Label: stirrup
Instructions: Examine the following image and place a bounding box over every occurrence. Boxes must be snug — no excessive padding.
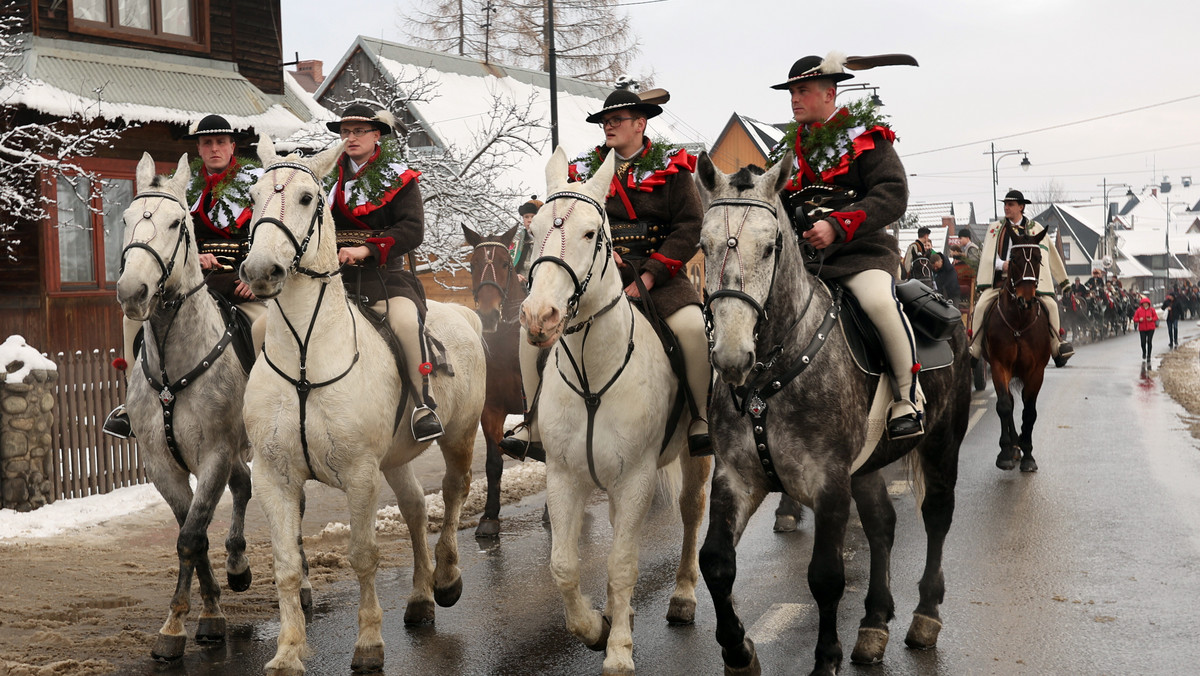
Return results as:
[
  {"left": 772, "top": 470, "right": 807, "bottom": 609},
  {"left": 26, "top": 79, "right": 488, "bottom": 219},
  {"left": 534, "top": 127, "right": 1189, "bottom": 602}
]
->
[
  {"left": 411, "top": 405, "right": 444, "bottom": 442},
  {"left": 687, "top": 417, "right": 712, "bottom": 457},
  {"left": 498, "top": 422, "right": 545, "bottom": 463},
  {"left": 102, "top": 404, "right": 134, "bottom": 439},
  {"left": 885, "top": 400, "right": 924, "bottom": 441}
]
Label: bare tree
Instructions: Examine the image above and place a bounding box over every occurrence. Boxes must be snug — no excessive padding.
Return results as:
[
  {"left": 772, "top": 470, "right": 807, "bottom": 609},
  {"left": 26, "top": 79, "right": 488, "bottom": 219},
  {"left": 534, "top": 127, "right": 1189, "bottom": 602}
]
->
[
  {"left": 404, "top": 0, "right": 643, "bottom": 83},
  {"left": 1028, "top": 178, "right": 1068, "bottom": 215},
  {"left": 1, "top": 8, "right": 125, "bottom": 261},
  {"left": 324, "top": 62, "right": 548, "bottom": 278}
]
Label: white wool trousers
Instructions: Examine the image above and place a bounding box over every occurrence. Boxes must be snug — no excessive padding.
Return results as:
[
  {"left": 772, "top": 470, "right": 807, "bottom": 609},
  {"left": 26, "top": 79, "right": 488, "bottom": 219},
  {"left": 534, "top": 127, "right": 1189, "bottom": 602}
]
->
[{"left": 839, "top": 269, "right": 918, "bottom": 403}]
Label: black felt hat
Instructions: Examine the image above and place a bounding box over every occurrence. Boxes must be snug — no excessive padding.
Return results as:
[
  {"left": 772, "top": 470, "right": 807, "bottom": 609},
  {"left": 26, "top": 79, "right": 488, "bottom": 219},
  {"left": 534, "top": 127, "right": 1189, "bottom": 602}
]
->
[
  {"left": 326, "top": 104, "right": 402, "bottom": 136},
  {"left": 1000, "top": 189, "right": 1032, "bottom": 205},
  {"left": 183, "top": 114, "right": 247, "bottom": 140},
  {"left": 585, "top": 89, "right": 664, "bottom": 124},
  {"left": 770, "top": 55, "right": 854, "bottom": 90},
  {"left": 518, "top": 196, "right": 543, "bottom": 216}
]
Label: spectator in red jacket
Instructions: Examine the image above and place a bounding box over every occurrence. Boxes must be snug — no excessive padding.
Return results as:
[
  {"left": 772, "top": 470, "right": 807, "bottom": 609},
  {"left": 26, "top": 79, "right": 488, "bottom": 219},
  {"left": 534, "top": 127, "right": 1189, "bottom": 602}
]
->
[{"left": 1133, "top": 297, "right": 1159, "bottom": 362}]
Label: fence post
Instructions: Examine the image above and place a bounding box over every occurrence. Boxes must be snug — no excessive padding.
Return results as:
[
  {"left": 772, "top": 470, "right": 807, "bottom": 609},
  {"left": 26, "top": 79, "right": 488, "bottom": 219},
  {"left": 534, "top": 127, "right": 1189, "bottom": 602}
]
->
[{"left": 1, "top": 341, "right": 60, "bottom": 511}]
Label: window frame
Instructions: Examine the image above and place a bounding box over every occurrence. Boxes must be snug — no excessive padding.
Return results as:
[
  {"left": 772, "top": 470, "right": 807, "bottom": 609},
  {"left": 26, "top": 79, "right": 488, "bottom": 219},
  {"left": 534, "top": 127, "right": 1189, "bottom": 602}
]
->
[{"left": 67, "top": 0, "right": 211, "bottom": 54}]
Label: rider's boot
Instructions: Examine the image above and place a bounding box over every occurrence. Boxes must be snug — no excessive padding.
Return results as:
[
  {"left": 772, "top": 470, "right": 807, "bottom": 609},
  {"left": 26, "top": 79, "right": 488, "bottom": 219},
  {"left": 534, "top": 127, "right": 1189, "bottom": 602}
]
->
[
  {"left": 499, "top": 337, "right": 546, "bottom": 462},
  {"left": 103, "top": 404, "right": 134, "bottom": 439},
  {"left": 666, "top": 306, "right": 713, "bottom": 457},
  {"left": 887, "top": 373, "right": 925, "bottom": 440},
  {"left": 968, "top": 288, "right": 998, "bottom": 366},
  {"left": 1043, "top": 296, "right": 1073, "bottom": 368},
  {"left": 104, "top": 318, "right": 140, "bottom": 439},
  {"left": 387, "top": 298, "right": 444, "bottom": 442}
]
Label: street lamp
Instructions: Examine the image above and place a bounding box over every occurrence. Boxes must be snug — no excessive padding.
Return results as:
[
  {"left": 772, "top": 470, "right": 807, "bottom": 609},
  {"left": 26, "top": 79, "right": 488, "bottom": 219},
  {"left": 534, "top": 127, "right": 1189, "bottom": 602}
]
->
[
  {"left": 1097, "top": 179, "right": 1132, "bottom": 267},
  {"left": 987, "top": 142, "right": 1031, "bottom": 220}
]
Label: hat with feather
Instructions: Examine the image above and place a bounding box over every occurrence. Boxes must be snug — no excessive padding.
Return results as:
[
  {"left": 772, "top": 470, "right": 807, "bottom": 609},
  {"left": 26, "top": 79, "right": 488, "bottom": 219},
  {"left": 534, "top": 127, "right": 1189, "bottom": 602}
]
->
[
  {"left": 770, "top": 51, "right": 919, "bottom": 90},
  {"left": 326, "top": 104, "right": 405, "bottom": 136},
  {"left": 584, "top": 87, "right": 670, "bottom": 124}
]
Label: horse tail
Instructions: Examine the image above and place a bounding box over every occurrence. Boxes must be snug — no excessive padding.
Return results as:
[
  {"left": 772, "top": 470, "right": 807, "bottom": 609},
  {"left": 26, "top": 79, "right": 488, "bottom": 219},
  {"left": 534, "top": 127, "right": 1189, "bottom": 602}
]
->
[
  {"left": 654, "top": 459, "right": 683, "bottom": 511},
  {"left": 903, "top": 451, "right": 927, "bottom": 512}
]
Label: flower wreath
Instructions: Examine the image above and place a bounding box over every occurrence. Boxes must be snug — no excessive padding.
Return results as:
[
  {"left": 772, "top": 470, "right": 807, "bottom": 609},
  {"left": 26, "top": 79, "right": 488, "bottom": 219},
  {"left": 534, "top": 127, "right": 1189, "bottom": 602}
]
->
[
  {"left": 323, "top": 137, "right": 414, "bottom": 208},
  {"left": 568, "top": 138, "right": 683, "bottom": 188},
  {"left": 186, "top": 157, "right": 260, "bottom": 232},
  {"left": 767, "top": 99, "right": 891, "bottom": 184}
]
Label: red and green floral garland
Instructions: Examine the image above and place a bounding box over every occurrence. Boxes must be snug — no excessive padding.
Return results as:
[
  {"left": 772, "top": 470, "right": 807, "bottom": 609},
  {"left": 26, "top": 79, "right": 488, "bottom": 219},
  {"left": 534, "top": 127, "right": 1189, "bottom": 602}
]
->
[
  {"left": 323, "top": 137, "right": 414, "bottom": 208},
  {"left": 185, "top": 157, "right": 260, "bottom": 232},
  {"left": 767, "top": 99, "right": 890, "bottom": 182},
  {"left": 569, "top": 137, "right": 678, "bottom": 186}
]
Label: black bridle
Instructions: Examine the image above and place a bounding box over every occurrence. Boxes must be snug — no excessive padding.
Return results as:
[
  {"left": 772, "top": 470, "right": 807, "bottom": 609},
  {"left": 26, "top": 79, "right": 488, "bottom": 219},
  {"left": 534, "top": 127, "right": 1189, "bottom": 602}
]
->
[
  {"left": 702, "top": 197, "right": 784, "bottom": 341},
  {"left": 527, "top": 190, "right": 612, "bottom": 326},
  {"left": 471, "top": 240, "right": 517, "bottom": 304},
  {"left": 249, "top": 161, "right": 338, "bottom": 281},
  {"left": 120, "top": 191, "right": 198, "bottom": 304}
]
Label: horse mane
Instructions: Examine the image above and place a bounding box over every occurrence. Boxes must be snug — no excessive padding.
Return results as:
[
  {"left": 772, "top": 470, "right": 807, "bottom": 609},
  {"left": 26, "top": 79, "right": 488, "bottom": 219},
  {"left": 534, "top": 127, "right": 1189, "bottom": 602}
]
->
[
  {"left": 729, "top": 165, "right": 766, "bottom": 192},
  {"left": 150, "top": 175, "right": 169, "bottom": 189}
]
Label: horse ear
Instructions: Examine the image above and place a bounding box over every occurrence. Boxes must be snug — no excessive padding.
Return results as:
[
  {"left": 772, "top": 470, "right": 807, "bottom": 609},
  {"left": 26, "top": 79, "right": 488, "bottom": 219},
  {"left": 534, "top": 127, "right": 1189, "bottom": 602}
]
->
[
  {"left": 462, "top": 224, "right": 482, "bottom": 247},
  {"left": 167, "top": 154, "right": 190, "bottom": 198},
  {"left": 135, "top": 152, "right": 156, "bottom": 192},
  {"left": 256, "top": 134, "right": 277, "bottom": 166},
  {"left": 1033, "top": 228, "right": 1049, "bottom": 243},
  {"left": 764, "top": 150, "right": 794, "bottom": 196},
  {"left": 695, "top": 151, "right": 720, "bottom": 194},
  {"left": 584, "top": 150, "right": 617, "bottom": 203},
  {"left": 545, "top": 146, "right": 570, "bottom": 193},
  {"left": 308, "top": 140, "right": 344, "bottom": 179},
  {"left": 500, "top": 224, "right": 519, "bottom": 246}
]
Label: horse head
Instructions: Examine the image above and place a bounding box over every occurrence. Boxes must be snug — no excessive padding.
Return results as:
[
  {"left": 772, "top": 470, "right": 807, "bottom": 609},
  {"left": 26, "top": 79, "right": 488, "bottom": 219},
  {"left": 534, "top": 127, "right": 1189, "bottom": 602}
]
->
[
  {"left": 116, "top": 153, "right": 196, "bottom": 321},
  {"left": 1005, "top": 229, "right": 1047, "bottom": 311},
  {"left": 240, "top": 135, "right": 344, "bottom": 299},
  {"left": 519, "top": 146, "right": 617, "bottom": 348},
  {"left": 463, "top": 224, "right": 520, "bottom": 333},
  {"left": 695, "top": 150, "right": 794, "bottom": 387}
]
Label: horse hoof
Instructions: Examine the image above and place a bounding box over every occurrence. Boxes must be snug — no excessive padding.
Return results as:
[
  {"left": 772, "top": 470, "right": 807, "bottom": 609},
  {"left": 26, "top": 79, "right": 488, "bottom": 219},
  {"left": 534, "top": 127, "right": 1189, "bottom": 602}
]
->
[
  {"left": 299, "top": 587, "right": 313, "bottom": 610},
  {"left": 194, "top": 617, "right": 227, "bottom": 644},
  {"left": 434, "top": 576, "right": 463, "bottom": 608},
  {"left": 995, "top": 457, "right": 1016, "bottom": 471},
  {"left": 995, "top": 448, "right": 1018, "bottom": 471},
  {"left": 474, "top": 518, "right": 501, "bottom": 539},
  {"left": 351, "top": 644, "right": 384, "bottom": 673},
  {"left": 584, "top": 614, "right": 612, "bottom": 651},
  {"left": 722, "top": 639, "right": 761, "bottom": 676},
  {"left": 850, "top": 626, "right": 889, "bottom": 664},
  {"left": 151, "top": 633, "right": 187, "bottom": 661},
  {"left": 404, "top": 599, "right": 436, "bottom": 625},
  {"left": 773, "top": 514, "right": 798, "bottom": 533},
  {"left": 666, "top": 597, "right": 696, "bottom": 625},
  {"left": 904, "top": 612, "right": 943, "bottom": 650},
  {"left": 1020, "top": 455, "right": 1038, "bottom": 472},
  {"left": 227, "top": 567, "right": 252, "bottom": 592}
]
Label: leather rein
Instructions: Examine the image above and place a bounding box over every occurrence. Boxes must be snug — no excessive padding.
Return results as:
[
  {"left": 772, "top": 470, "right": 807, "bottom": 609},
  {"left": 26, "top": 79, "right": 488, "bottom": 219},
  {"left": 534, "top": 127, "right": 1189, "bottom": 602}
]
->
[{"left": 998, "top": 243, "right": 1044, "bottom": 338}]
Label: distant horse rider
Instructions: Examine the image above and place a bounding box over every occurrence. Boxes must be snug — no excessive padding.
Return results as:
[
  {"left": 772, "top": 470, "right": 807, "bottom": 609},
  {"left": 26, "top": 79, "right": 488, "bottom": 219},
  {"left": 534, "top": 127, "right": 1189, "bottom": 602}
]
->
[
  {"left": 104, "top": 113, "right": 264, "bottom": 438},
  {"left": 904, "top": 226, "right": 934, "bottom": 282},
  {"left": 970, "top": 189, "right": 1074, "bottom": 368}
]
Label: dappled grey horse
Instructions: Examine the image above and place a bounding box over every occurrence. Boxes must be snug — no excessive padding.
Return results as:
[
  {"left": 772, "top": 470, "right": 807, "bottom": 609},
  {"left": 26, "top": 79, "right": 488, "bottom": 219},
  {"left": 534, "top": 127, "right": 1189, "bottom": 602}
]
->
[{"left": 696, "top": 152, "right": 970, "bottom": 676}]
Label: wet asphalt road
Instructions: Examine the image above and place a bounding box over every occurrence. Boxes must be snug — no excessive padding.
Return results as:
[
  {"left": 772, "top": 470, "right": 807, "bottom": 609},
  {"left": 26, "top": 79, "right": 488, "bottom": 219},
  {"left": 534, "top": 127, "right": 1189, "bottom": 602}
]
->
[{"left": 119, "top": 325, "right": 1200, "bottom": 676}]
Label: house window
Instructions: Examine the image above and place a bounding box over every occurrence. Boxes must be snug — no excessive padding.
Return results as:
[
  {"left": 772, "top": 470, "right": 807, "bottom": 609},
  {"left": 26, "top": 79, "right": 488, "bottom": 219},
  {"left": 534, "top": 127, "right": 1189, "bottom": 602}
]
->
[
  {"left": 52, "top": 174, "right": 133, "bottom": 290},
  {"left": 70, "top": 0, "right": 207, "bottom": 49},
  {"left": 1061, "top": 242, "right": 1071, "bottom": 261}
]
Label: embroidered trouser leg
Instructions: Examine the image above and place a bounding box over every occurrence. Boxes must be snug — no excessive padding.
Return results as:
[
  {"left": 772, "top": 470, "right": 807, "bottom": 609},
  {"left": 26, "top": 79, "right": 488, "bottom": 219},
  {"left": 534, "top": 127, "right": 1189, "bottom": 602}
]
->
[
  {"left": 664, "top": 304, "right": 712, "bottom": 431},
  {"left": 1039, "top": 295, "right": 1063, "bottom": 355},
  {"left": 374, "top": 297, "right": 433, "bottom": 408},
  {"left": 840, "top": 269, "right": 920, "bottom": 410},
  {"left": 969, "top": 288, "right": 1000, "bottom": 358}
]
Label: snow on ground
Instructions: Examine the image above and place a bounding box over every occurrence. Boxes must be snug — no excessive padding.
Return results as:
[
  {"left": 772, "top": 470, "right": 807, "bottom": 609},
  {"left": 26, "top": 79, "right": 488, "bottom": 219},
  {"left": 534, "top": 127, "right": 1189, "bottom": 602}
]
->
[{"left": 0, "top": 335, "right": 58, "bottom": 383}]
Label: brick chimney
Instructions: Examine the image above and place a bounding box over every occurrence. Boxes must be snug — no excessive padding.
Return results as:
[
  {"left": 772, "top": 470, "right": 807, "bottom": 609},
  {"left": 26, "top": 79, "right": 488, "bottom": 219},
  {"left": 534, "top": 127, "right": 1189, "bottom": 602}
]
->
[{"left": 290, "top": 60, "right": 325, "bottom": 93}]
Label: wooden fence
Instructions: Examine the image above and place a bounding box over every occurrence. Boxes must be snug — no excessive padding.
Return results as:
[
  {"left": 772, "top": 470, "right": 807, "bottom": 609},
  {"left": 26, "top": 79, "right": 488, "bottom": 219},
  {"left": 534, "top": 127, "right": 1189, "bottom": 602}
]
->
[{"left": 50, "top": 349, "right": 147, "bottom": 500}]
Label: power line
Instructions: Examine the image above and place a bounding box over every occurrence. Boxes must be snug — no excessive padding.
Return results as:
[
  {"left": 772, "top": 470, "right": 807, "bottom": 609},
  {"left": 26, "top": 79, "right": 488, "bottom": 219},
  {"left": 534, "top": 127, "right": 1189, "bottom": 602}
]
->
[{"left": 902, "top": 93, "right": 1200, "bottom": 158}]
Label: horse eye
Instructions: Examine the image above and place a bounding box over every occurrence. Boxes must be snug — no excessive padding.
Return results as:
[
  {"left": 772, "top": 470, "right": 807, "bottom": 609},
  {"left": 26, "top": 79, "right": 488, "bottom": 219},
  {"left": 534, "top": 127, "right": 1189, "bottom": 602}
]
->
[
  {"left": 299, "top": 193, "right": 313, "bottom": 206},
  {"left": 169, "top": 219, "right": 181, "bottom": 230},
  {"left": 583, "top": 231, "right": 596, "bottom": 240},
  {"left": 762, "top": 244, "right": 774, "bottom": 259}
]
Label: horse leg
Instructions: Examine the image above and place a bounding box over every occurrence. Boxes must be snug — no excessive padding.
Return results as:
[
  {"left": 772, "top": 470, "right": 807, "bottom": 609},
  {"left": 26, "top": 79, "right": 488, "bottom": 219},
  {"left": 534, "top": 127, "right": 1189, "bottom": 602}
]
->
[
  {"left": 225, "top": 457, "right": 253, "bottom": 593},
  {"left": 808, "top": 483, "right": 853, "bottom": 676},
  {"left": 991, "top": 367, "right": 1019, "bottom": 470},
  {"left": 254, "top": 465, "right": 309, "bottom": 676},
  {"left": 475, "top": 406, "right": 505, "bottom": 539},
  {"left": 848, "top": 471, "right": 895, "bottom": 665},
  {"left": 381, "top": 463, "right": 436, "bottom": 625},
  {"left": 188, "top": 459, "right": 234, "bottom": 646},
  {"left": 601, "top": 465, "right": 658, "bottom": 675},
  {"left": 699, "top": 467, "right": 767, "bottom": 675},
  {"left": 148, "top": 466, "right": 198, "bottom": 661},
  {"left": 1018, "top": 373, "right": 1043, "bottom": 473},
  {"left": 547, "top": 467, "right": 607, "bottom": 651},
  {"left": 346, "top": 460, "right": 385, "bottom": 673},
  {"left": 774, "top": 494, "right": 805, "bottom": 533},
  {"left": 298, "top": 487, "right": 312, "bottom": 611},
  {"left": 432, "top": 426, "right": 474, "bottom": 608},
  {"left": 906, "top": 441, "right": 959, "bottom": 650},
  {"left": 667, "top": 454, "right": 711, "bottom": 625}
]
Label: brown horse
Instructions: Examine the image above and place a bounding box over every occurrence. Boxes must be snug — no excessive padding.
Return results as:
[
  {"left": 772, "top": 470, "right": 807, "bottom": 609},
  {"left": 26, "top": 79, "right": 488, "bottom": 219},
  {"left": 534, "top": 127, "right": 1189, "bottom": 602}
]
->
[
  {"left": 982, "top": 229, "right": 1052, "bottom": 472},
  {"left": 462, "top": 224, "right": 527, "bottom": 538}
]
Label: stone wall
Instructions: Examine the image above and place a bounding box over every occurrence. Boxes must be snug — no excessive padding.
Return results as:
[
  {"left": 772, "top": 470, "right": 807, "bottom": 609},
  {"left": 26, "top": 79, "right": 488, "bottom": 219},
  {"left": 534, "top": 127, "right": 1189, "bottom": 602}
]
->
[{"left": 1, "top": 369, "right": 57, "bottom": 511}]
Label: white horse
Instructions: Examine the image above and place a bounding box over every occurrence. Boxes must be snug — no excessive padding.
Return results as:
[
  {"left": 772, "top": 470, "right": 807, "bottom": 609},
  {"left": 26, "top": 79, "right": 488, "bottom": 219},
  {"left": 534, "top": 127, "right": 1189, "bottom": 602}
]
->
[
  {"left": 520, "top": 147, "right": 712, "bottom": 675},
  {"left": 115, "top": 153, "right": 255, "bottom": 660},
  {"left": 239, "top": 138, "right": 486, "bottom": 676}
]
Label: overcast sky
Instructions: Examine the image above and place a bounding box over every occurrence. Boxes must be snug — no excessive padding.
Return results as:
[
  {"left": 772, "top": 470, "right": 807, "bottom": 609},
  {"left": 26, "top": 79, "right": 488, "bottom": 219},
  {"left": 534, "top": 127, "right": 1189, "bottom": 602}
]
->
[{"left": 284, "top": 0, "right": 1200, "bottom": 223}]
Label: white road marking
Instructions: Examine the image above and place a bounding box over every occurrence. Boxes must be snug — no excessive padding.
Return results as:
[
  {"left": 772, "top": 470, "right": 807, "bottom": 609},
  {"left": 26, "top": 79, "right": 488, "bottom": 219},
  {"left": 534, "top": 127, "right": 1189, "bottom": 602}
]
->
[
  {"left": 747, "top": 602, "right": 811, "bottom": 644},
  {"left": 965, "top": 406, "right": 987, "bottom": 437}
]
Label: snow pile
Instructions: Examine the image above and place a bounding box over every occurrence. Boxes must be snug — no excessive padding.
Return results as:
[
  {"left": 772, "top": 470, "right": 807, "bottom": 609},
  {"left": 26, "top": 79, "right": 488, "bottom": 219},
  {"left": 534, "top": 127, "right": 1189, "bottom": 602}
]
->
[
  {"left": 0, "top": 482, "right": 163, "bottom": 539},
  {"left": 0, "top": 335, "right": 58, "bottom": 384}
]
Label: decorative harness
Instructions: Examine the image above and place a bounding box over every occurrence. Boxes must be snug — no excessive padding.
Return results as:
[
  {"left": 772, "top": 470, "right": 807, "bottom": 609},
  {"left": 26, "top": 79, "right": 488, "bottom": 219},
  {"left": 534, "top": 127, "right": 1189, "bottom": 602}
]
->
[
  {"left": 120, "top": 191, "right": 241, "bottom": 473},
  {"left": 527, "top": 190, "right": 634, "bottom": 490},
  {"left": 997, "top": 243, "right": 1044, "bottom": 338},
  {"left": 702, "top": 196, "right": 841, "bottom": 493},
  {"left": 250, "top": 161, "right": 360, "bottom": 480},
  {"left": 471, "top": 240, "right": 520, "bottom": 321}
]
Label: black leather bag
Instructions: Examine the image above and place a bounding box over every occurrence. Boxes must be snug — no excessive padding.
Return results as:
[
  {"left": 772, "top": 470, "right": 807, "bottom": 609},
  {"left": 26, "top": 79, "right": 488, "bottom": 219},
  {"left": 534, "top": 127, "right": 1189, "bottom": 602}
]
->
[{"left": 896, "top": 279, "right": 961, "bottom": 341}]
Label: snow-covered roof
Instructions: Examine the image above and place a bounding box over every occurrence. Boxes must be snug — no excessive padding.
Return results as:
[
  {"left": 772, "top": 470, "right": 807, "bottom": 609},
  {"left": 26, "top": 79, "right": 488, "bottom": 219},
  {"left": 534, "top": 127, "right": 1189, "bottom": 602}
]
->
[
  {"left": 736, "top": 115, "right": 786, "bottom": 158},
  {"left": 905, "top": 202, "right": 964, "bottom": 231},
  {"left": 895, "top": 227, "right": 951, "bottom": 255},
  {"left": 321, "top": 37, "right": 700, "bottom": 194},
  {"left": 2, "top": 35, "right": 309, "bottom": 139}
]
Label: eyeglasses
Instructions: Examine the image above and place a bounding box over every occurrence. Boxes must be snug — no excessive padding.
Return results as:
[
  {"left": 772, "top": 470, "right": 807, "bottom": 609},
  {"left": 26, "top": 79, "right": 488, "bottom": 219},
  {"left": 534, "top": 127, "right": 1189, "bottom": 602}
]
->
[
  {"left": 339, "top": 127, "right": 377, "bottom": 138},
  {"left": 598, "top": 116, "right": 637, "bottom": 129}
]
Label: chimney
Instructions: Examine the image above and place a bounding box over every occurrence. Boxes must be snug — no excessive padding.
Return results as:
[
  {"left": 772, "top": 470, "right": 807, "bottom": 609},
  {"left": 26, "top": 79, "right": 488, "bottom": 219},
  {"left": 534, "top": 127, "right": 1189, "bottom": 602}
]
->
[
  {"left": 290, "top": 60, "right": 325, "bottom": 93},
  {"left": 1183, "top": 176, "right": 1192, "bottom": 188},
  {"left": 1161, "top": 175, "right": 1171, "bottom": 194}
]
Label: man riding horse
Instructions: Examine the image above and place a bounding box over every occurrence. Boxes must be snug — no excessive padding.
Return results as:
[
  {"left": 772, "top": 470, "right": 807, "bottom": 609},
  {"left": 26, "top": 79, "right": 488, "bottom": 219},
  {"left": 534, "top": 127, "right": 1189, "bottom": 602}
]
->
[
  {"left": 770, "top": 52, "right": 924, "bottom": 439},
  {"left": 104, "top": 113, "right": 265, "bottom": 438},
  {"left": 970, "top": 189, "right": 1074, "bottom": 368},
  {"left": 500, "top": 86, "right": 713, "bottom": 459},
  {"left": 903, "top": 226, "right": 935, "bottom": 283}
]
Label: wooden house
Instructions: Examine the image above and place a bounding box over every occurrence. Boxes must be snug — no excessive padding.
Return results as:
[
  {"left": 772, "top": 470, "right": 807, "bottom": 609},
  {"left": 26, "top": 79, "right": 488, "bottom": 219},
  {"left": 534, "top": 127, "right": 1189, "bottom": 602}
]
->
[{"left": 0, "top": 1, "right": 323, "bottom": 355}]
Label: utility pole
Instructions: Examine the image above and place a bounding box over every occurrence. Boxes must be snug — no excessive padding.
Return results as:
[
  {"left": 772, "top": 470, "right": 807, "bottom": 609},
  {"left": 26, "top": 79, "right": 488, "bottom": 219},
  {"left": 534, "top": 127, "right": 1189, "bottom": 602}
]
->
[
  {"left": 482, "top": 2, "right": 496, "bottom": 63},
  {"left": 546, "top": 0, "right": 559, "bottom": 150}
]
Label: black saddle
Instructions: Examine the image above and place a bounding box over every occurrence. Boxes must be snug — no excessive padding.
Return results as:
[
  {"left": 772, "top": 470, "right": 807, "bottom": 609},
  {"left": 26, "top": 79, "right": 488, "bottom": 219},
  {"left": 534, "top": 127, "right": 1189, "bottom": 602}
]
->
[
  {"left": 215, "top": 295, "right": 258, "bottom": 376},
  {"left": 837, "top": 280, "right": 956, "bottom": 377}
]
